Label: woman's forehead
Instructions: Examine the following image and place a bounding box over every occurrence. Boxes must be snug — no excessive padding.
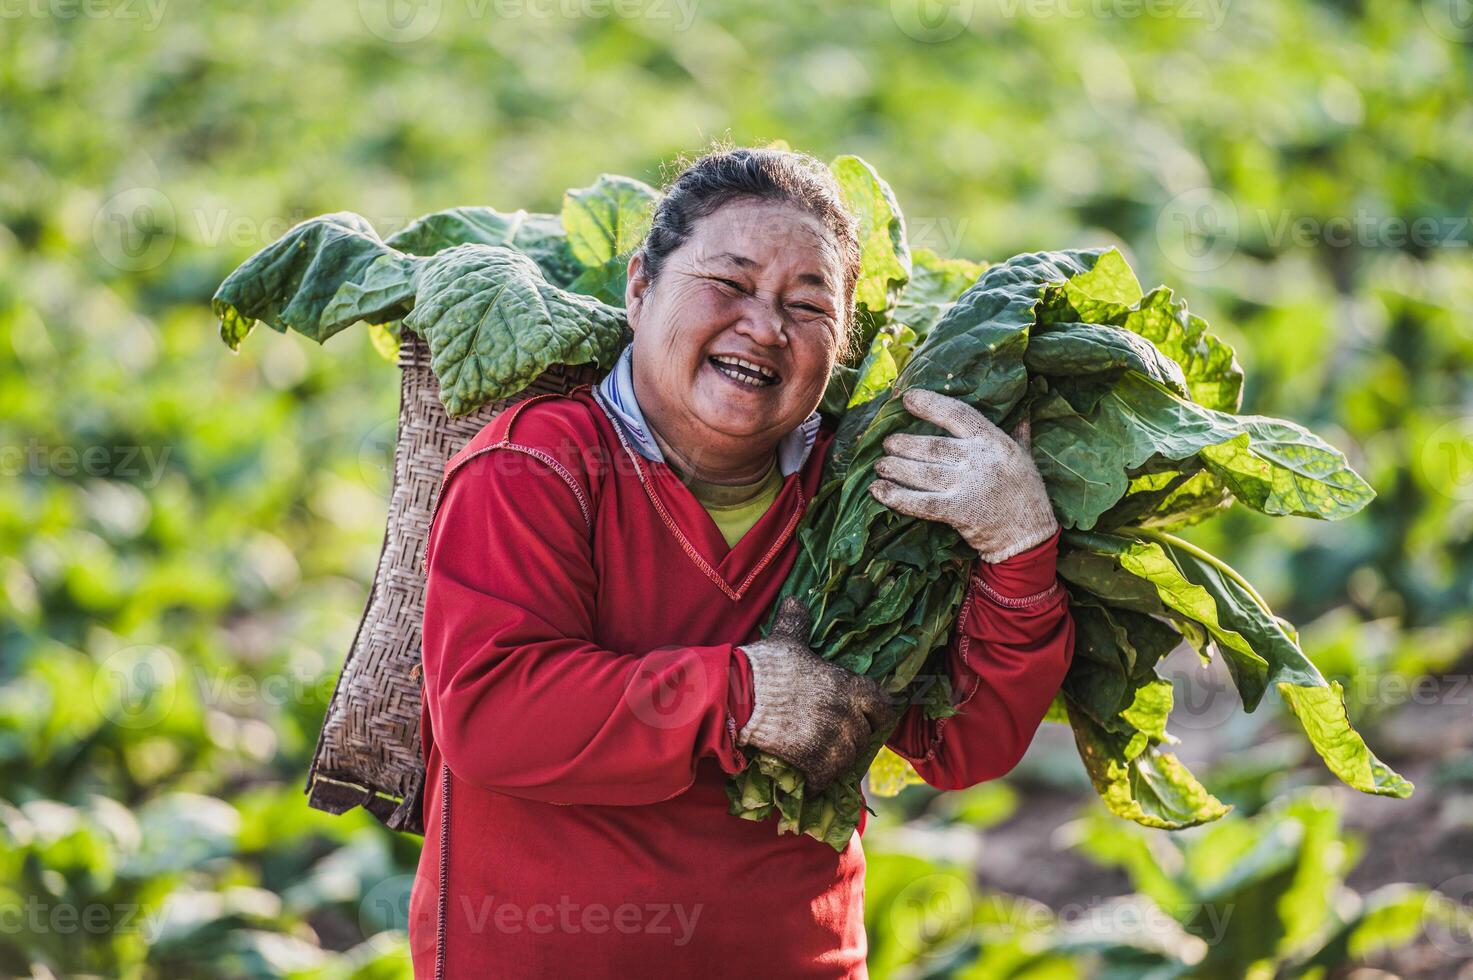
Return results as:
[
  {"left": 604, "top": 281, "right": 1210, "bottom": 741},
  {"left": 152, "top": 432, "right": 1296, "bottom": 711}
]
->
[{"left": 686, "top": 201, "right": 843, "bottom": 282}]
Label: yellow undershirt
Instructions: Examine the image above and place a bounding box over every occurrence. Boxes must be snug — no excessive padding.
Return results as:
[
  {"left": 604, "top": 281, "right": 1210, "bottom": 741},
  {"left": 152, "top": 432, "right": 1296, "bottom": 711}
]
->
[{"left": 680, "top": 460, "right": 784, "bottom": 549}]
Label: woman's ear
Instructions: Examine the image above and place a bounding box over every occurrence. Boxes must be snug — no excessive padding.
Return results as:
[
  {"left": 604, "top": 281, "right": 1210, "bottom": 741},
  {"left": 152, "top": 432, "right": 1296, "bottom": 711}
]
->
[{"left": 625, "top": 251, "right": 651, "bottom": 332}]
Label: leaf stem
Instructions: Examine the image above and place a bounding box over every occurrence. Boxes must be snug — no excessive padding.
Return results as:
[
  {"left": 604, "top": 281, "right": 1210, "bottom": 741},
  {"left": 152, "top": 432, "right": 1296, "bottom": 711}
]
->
[{"left": 1124, "top": 526, "right": 1277, "bottom": 619}]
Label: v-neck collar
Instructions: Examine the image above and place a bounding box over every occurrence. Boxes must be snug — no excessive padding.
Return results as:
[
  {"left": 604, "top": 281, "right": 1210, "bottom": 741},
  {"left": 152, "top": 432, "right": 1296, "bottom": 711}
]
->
[{"left": 590, "top": 388, "right": 813, "bottom": 602}]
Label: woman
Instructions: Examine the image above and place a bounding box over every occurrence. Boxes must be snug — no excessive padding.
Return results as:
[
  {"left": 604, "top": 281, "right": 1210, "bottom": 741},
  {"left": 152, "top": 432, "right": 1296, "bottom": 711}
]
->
[{"left": 408, "top": 147, "right": 1075, "bottom": 978}]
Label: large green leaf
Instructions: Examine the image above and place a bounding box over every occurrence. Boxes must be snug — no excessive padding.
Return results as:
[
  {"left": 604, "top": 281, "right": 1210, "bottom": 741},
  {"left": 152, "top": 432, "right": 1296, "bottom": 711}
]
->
[
  {"left": 1034, "top": 372, "right": 1374, "bottom": 529},
  {"left": 1027, "top": 322, "right": 1190, "bottom": 397},
  {"left": 891, "top": 246, "right": 985, "bottom": 341},
  {"left": 1038, "top": 246, "right": 1145, "bottom": 323},
  {"left": 1066, "top": 699, "right": 1230, "bottom": 830},
  {"left": 1036, "top": 258, "right": 1241, "bottom": 411},
  {"left": 1120, "top": 292, "right": 1243, "bottom": 414},
  {"left": 212, "top": 212, "right": 418, "bottom": 350},
  {"left": 1100, "top": 466, "right": 1233, "bottom": 531},
  {"left": 830, "top": 154, "right": 910, "bottom": 317},
  {"left": 1078, "top": 527, "right": 1412, "bottom": 799},
  {"left": 560, "top": 174, "right": 659, "bottom": 268},
  {"left": 402, "top": 244, "right": 628, "bottom": 416},
  {"left": 1277, "top": 683, "right": 1413, "bottom": 797},
  {"left": 1032, "top": 374, "right": 1243, "bottom": 529},
  {"left": 385, "top": 206, "right": 580, "bottom": 286},
  {"left": 899, "top": 248, "right": 1102, "bottom": 405},
  {"left": 1199, "top": 421, "right": 1375, "bottom": 520},
  {"left": 830, "top": 154, "right": 912, "bottom": 363},
  {"left": 1066, "top": 528, "right": 1271, "bottom": 707}
]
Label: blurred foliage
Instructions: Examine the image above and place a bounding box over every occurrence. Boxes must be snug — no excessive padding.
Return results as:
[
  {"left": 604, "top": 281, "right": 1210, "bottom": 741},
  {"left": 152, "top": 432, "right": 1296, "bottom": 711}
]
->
[
  {"left": 862, "top": 789, "right": 1448, "bottom": 979},
  {"left": 1, "top": 0, "right": 1470, "bottom": 975}
]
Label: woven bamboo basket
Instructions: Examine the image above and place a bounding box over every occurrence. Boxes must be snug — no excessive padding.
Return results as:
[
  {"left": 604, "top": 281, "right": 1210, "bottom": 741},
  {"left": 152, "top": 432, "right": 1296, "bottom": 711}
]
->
[{"left": 304, "top": 329, "right": 603, "bottom": 835}]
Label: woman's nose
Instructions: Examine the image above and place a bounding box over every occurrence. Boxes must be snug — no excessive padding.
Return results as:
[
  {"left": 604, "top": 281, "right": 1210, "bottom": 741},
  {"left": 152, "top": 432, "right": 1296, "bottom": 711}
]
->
[{"left": 734, "top": 297, "right": 788, "bottom": 348}]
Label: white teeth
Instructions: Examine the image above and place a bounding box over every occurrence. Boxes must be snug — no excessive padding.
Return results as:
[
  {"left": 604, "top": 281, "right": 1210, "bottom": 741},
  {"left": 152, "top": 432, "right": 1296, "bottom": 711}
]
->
[
  {"left": 713, "top": 362, "right": 768, "bottom": 387},
  {"left": 711, "top": 355, "right": 777, "bottom": 381}
]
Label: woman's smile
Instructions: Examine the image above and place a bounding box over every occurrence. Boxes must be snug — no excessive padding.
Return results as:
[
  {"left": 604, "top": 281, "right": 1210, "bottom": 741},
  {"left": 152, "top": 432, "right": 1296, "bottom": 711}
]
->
[{"left": 707, "top": 353, "right": 781, "bottom": 388}]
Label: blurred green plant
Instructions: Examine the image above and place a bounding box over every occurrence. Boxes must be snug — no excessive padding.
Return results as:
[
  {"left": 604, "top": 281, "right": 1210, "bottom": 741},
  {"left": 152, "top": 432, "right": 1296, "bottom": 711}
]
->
[
  {"left": 864, "top": 789, "right": 1458, "bottom": 980},
  {"left": 1060, "top": 790, "right": 1455, "bottom": 979}
]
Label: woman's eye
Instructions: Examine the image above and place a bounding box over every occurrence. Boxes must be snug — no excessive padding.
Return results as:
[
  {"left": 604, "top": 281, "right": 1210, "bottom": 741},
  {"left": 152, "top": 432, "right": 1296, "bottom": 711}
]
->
[{"left": 713, "top": 277, "right": 745, "bottom": 292}]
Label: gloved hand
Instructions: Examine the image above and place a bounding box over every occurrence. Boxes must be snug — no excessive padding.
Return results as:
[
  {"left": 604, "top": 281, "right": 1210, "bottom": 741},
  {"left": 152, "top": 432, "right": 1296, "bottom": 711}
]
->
[
  {"left": 737, "top": 597, "right": 898, "bottom": 792},
  {"left": 868, "top": 388, "right": 1058, "bottom": 564}
]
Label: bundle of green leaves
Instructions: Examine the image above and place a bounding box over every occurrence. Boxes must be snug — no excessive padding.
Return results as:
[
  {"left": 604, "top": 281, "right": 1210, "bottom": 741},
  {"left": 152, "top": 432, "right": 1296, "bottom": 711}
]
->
[
  {"left": 732, "top": 240, "right": 1409, "bottom": 850},
  {"left": 212, "top": 155, "right": 1410, "bottom": 854}
]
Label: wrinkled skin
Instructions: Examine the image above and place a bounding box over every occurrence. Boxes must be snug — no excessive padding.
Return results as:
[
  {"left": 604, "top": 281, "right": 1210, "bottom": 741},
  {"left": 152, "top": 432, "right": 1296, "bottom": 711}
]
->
[{"left": 624, "top": 198, "right": 848, "bottom": 485}]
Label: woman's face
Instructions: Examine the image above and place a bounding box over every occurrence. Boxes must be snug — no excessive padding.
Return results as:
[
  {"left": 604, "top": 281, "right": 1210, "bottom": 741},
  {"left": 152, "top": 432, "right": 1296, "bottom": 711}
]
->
[{"left": 625, "top": 198, "right": 848, "bottom": 463}]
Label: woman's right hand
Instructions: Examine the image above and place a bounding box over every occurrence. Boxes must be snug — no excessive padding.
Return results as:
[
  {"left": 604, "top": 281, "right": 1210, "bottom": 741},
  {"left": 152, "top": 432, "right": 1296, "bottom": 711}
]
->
[{"left": 736, "top": 598, "right": 898, "bottom": 792}]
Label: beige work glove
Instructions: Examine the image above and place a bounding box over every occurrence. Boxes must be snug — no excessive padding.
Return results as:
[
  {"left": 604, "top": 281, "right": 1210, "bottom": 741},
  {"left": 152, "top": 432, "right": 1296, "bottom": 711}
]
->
[
  {"left": 737, "top": 598, "right": 898, "bottom": 792},
  {"left": 868, "top": 388, "right": 1059, "bottom": 564}
]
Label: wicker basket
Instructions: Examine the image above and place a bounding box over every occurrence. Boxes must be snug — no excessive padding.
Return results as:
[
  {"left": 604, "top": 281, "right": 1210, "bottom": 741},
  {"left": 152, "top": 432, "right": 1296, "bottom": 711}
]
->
[{"left": 304, "top": 330, "right": 603, "bottom": 835}]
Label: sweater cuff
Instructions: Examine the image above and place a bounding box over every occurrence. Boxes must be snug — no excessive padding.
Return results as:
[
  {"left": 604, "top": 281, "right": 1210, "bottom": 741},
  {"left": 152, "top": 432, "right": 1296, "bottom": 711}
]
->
[
  {"left": 974, "top": 525, "right": 1062, "bottom": 600},
  {"left": 727, "top": 648, "right": 755, "bottom": 736}
]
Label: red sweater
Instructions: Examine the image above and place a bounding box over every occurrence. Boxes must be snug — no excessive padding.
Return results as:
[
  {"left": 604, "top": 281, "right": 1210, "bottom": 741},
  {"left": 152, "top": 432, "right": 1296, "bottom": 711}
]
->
[{"left": 407, "top": 386, "right": 1074, "bottom": 979}]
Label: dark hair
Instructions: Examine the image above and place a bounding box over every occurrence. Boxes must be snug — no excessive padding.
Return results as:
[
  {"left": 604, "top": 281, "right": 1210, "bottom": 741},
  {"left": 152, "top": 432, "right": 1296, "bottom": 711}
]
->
[{"left": 638, "top": 145, "right": 863, "bottom": 361}]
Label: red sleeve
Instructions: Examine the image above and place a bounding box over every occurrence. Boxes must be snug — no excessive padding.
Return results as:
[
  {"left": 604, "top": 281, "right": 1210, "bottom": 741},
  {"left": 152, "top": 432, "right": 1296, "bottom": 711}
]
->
[
  {"left": 421, "top": 446, "right": 749, "bottom": 807},
  {"left": 884, "top": 527, "right": 1074, "bottom": 790}
]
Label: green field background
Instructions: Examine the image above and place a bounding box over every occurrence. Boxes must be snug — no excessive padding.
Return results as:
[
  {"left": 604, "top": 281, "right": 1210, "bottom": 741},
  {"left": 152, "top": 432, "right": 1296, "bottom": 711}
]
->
[{"left": 3, "top": 0, "right": 1472, "bottom": 976}]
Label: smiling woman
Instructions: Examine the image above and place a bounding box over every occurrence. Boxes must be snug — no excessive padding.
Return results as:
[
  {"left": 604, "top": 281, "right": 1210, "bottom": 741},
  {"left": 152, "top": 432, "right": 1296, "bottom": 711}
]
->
[
  {"left": 409, "top": 146, "right": 1076, "bottom": 978},
  {"left": 623, "top": 152, "right": 860, "bottom": 485}
]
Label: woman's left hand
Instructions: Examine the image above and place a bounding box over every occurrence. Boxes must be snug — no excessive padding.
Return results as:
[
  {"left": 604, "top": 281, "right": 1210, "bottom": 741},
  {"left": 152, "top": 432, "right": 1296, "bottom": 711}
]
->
[{"left": 868, "top": 388, "right": 1058, "bottom": 564}]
